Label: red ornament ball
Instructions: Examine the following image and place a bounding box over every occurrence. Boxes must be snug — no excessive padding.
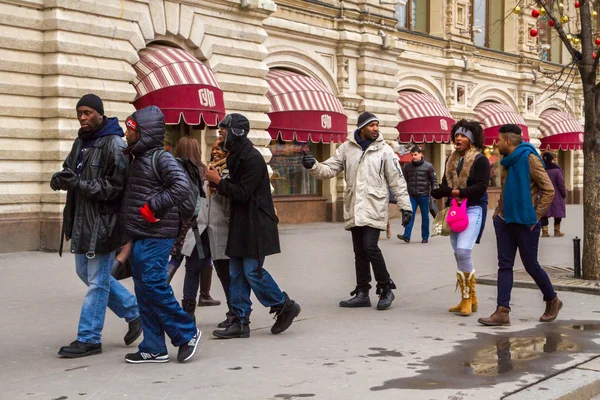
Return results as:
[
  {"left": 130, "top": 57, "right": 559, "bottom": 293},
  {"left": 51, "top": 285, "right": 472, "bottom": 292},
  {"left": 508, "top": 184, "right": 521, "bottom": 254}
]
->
[
  {"left": 595, "top": 38, "right": 600, "bottom": 46},
  {"left": 532, "top": 9, "right": 540, "bottom": 18},
  {"left": 530, "top": 28, "right": 539, "bottom": 38},
  {"left": 549, "top": 19, "right": 556, "bottom": 27},
  {"left": 575, "top": 1, "right": 580, "bottom": 8}
]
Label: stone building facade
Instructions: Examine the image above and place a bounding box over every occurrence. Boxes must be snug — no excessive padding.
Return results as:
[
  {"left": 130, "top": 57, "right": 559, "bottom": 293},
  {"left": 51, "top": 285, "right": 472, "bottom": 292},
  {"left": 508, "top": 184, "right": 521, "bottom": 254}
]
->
[{"left": 0, "top": 0, "right": 584, "bottom": 253}]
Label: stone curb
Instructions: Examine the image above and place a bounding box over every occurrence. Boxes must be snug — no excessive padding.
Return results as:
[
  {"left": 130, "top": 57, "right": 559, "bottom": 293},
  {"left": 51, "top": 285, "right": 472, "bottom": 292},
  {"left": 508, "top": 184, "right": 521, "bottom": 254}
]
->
[
  {"left": 478, "top": 277, "right": 600, "bottom": 296},
  {"left": 503, "top": 356, "right": 600, "bottom": 400}
]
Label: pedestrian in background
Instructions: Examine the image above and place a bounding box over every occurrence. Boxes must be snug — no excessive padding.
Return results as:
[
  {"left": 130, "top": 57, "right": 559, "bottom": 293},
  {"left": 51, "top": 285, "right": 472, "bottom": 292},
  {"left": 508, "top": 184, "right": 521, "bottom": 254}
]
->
[
  {"left": 541, "top": 152, "right": 567, "bottom": 238},
  {"left": 431, "top": 120, "right": 490, "bottom": 317},
  {"left": 121, "top": 106, "right": 200, "bottom": 363},
  {"left": 206, "top": 114, "right": 301, "bottom": 339},
  {"left": 52, "top": 94, "right": 140, "bottom": 358},
  {"left": 302, "top": 112, "right": 412, "bottom": 310},
  {"left": 478, "top": 124, "right": 560, "bottom": 327},
  {"left": 397, "top": 145, "right": 438, "bottom": 244}
]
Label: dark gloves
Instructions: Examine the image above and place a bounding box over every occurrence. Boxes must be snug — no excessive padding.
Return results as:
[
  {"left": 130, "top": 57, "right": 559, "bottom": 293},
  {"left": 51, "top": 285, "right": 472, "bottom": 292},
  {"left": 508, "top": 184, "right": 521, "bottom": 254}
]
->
[
  {"left": 50, "top": 169, "right": 78, "bottom": 191},
  {"left": 301, "top": 150, "right": 316, "bottom": 169},
  {"left": 50, "top": 172, "right": 63, "bottom": 191},
  {"left": 430, "top": 185, "right": 452, "bottom": 199},
  {"left": 401, "top": 210, "right": 413, "bottom": 227},
  {"left": 140, "top": 203, "right": 159, "bottom": 223}
]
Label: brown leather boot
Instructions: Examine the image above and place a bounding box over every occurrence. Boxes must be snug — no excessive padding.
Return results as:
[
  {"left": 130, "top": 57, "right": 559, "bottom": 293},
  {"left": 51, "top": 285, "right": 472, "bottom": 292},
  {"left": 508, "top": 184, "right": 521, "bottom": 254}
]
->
[
  {"left": 554, "top": 224, "right": 564, "bottom": 237},
  {"left": 542, "top": 226, "right": 550, "bottom": 238},
  {"left": 540, "top": 296, "right": 563, "bottom": 322},
  {"left": 478, "top": 306, "right": 511, "bottom": 326},
  {"left": 198, "top": 267, "right": 222, "bottom": 307},
  {"left": 448, "top": 271, "right": 473, "bottom": 316}
]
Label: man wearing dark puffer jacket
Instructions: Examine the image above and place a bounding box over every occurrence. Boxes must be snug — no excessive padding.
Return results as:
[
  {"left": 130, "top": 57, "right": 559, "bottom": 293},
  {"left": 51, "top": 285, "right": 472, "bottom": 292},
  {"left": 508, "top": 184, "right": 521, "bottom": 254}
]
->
[
  {"left": 121, "top": 106, "right": 200, "bottom": 364},
  {"left": 397, "top": 146, "right": 438, "bottom": 244}
]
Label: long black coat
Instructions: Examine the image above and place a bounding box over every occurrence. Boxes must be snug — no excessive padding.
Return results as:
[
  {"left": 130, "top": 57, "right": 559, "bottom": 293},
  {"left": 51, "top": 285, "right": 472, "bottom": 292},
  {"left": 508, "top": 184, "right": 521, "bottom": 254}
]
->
[
  {"left": 122, "top": 106, "right": 190, "bottom": 240},
  {"left": 216, "top": 138, "right": 280, "bottom": 259},
  {"left": 59, "top": 118, "right": 128, "bottom": 256}
]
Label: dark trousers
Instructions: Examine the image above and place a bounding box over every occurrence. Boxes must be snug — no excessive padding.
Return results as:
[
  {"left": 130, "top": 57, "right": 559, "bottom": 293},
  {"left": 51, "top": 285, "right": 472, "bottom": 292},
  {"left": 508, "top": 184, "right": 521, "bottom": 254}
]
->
[
  {"left": 494, "top": 216, "right": 556, "bottom": 308},
  {"left": 131, "top": 238, "right": 196, "bottom": 354},
  {"left": 541, "top": 217, "right": 562, "bottom": 227},
  {"left": 213, "top": 259, "right": 232, "bottom": 314},
  {"left": 350, "top": 226, "right": 393, "bottom": 292},
  {"left": 182, "top": 247, "right": 211, "bottom": 301}
]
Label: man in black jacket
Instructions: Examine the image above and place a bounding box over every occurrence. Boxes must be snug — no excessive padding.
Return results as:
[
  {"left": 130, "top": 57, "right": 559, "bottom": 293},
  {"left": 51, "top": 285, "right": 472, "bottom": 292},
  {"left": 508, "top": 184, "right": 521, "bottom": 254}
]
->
[
  {"left": 205, "top": 113, "right": 301, "bottom": 339},
  {"left": 397, "top": 146, "right": 439, "bottom": 244},
  {"left": 51, "top": 94, "right": 141, "bottom": 358},
  {"left": 121, "top": 106, "right": 200, "bottom": 364}
]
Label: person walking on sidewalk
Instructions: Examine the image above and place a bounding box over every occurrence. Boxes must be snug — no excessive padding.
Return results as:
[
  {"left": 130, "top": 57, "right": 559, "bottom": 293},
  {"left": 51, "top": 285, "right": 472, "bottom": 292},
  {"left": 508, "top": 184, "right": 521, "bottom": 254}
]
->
[
  {"left": 51, "top": 94, "right": 141, "bottom": 358},
  {"left": 302, "top": 112, "right": 412, "bottom": 310},
  {"left": 541, "top": 152, "right": 567, "bottom": 238},
  {"left": 205, "top": 114, "right": 301, "bottom": 339},
  {"left": 431, "top": 120, "right": 490, "bottom": 317},
  {"left": 397, "top": 145, "right": 438, "bottom": 244},
  {"left": 478, "top": 124, "right": 561, "bottom": 327},
  {"left": 121, "top": 106, "right": 200, "bottom": 363}
]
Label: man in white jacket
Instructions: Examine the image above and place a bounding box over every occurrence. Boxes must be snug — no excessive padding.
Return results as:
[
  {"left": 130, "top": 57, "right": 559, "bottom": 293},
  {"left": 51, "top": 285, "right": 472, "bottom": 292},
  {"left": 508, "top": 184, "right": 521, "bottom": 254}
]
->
[{"left": 301, "top": 112, "right": 412, "bottom": 310}]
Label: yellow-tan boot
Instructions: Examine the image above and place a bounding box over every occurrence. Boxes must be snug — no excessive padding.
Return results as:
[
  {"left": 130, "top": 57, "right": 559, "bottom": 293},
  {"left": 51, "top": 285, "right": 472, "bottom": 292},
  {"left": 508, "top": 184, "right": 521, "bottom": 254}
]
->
[
  {"left": 554, "top": 224, "right": 564, "bottom": 237},
  {"left": 449, "top": 271, "right": 473, "bottom": 316},
  {"left": 467, "top": 271, "right": 477, "bottom": 312},
  {"left": 542, "top": 226, "right": 550, "bottom": 238}
]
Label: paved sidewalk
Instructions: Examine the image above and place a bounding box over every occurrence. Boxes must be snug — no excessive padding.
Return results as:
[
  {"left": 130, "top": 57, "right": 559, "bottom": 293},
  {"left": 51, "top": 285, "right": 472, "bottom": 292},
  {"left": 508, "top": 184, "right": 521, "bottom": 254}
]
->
[{"left": 1, "top": 205, "right": 599, "bottom": 400}]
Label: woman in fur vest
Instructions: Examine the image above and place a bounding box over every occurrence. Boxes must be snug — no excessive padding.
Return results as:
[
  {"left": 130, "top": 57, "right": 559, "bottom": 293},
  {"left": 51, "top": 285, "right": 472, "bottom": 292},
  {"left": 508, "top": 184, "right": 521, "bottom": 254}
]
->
[{"left": 431, "top": 120, "right": 490, "bottom": 317}]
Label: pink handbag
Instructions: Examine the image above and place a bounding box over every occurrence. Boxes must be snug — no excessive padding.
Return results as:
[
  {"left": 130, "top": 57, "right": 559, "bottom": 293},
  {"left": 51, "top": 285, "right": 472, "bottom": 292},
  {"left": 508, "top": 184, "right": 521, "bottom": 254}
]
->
[{"left": 446, "top": 198, "right": 469, "bottom": 233}]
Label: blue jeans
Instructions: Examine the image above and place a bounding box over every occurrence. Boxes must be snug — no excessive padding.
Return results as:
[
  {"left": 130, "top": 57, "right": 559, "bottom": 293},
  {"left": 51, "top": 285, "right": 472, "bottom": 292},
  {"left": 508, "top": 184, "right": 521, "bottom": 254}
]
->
[
  {"left": 131, "top": 238, "right": 196, "bottom": 354},
  {"left": 450, "top": 206, "right": 483, "bottom": 273},
  {"left": 229, "top": 257, "right": 285, "bottom": 320},
  {"left": 494, "top": 216, "right": 556, "bottom": 308},
  {"left": 75, "top": 252, "right": 139, "bottom": 344},
  {"left": 403, "top": 195, "right": 430, "bottom": 240}
]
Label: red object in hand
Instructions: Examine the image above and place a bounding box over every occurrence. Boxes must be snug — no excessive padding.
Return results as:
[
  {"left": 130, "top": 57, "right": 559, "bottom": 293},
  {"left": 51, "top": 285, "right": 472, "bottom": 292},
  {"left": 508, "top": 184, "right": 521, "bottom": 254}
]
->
[
  {"left": 530, "top": 28, "right": 538, "bottom": 38},
  {"left": 575, "top": 1, "right": 580, "bottom": 8},
  {"left": 140, "top": 203, "right": 159, "bottom": 223},
  {"left": 549, "top": 19, "right": 555, "bottom": 27},
  {"left": 532, "top": 9, "right": 540, "bottom": 18}
]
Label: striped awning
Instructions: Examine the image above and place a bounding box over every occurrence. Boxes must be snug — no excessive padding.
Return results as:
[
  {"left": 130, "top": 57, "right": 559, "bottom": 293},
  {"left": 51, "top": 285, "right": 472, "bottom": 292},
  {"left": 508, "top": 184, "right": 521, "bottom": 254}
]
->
[
  {"left": 132, "top": 45, "right": 225, "bottom": 126},
  {"left": 266, "top": 69, "right": 348, "bottom": 143},
  {"left": 475, "top": 102, "right": 530, "bottom": 146},
  {"left": 539, "top": 109, "right": 584, "bottom": 151},
  {"left": 396, "top": 91, "right": 455, "bottom": 143}
]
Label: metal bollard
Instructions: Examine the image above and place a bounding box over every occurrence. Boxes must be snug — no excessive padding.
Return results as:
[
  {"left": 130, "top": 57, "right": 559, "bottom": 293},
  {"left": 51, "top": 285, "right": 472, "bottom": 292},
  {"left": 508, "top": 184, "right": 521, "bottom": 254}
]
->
[{"left": 574, "top": 237, "right": 581, "bottom": 278}]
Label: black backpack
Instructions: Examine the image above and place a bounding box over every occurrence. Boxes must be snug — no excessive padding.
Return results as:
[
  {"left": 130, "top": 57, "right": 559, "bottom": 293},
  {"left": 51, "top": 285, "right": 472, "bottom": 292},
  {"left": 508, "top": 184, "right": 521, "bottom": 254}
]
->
[{"left": 151, "top": 150, "right": 204, "bottom": 221}]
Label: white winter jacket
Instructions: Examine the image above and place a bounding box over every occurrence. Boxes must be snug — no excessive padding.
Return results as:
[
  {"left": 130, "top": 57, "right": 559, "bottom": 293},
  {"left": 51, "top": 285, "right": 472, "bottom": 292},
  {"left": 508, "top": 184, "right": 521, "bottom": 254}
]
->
[{"left": 309, "top": 132, "right": 411, "bottom": 231}]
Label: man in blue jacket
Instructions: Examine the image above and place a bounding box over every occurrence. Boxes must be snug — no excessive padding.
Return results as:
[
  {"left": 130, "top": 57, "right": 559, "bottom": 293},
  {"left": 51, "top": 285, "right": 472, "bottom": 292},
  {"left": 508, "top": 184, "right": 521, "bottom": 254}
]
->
[{"left": 51, "top": 94, "right": 140, "bottom": 358}]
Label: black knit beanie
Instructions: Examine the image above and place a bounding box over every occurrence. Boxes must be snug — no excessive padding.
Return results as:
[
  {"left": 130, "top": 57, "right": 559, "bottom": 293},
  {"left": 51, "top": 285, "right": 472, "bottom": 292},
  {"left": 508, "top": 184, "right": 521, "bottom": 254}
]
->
[
  {"left": 76, "top": 94, "right": 104, "bottom": 115},
  {"left": 357, "top": 112, "right": 378, "bottom": 130}
]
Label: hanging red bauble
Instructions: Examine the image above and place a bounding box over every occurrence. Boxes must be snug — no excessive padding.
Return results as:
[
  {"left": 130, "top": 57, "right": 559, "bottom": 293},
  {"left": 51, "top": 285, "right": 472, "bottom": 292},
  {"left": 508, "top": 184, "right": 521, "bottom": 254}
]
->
[
  {"left": 549, "top": 19, "right": 556, "bottom": 27},
  {"left": 575, "top": 1, "right": 580, "bottom": 8},
  {"left": 595, "top": 38, "right": 600, "bottom": 46},
  {"left": 530, "top": 28, "right": 539, "bottom": 37},
  {"left": 532, "top": 9, "right": 540, "bottom": 18}
]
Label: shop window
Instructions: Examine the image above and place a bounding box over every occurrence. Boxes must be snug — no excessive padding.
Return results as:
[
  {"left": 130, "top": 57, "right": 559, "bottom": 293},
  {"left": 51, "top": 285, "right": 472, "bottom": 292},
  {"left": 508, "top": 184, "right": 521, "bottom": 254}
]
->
[
  {"left": 269, "top": 139, "right": 321, "bottom": 196},
  {"left": 472, "top": 0, "right": 504, "bottom": 50},
  {"left": 539, "top": 0, "right": 562, "bottom": 63},
  {"left": 395, "top": 0, "right": 429, "bottom": 33}
]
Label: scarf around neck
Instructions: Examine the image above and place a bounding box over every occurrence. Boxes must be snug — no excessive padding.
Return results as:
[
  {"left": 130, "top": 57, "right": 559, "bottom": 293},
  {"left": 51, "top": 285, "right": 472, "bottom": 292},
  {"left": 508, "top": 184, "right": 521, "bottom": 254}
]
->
[{"left": 445, "top": 148, "right": 480, "bottom": 189}]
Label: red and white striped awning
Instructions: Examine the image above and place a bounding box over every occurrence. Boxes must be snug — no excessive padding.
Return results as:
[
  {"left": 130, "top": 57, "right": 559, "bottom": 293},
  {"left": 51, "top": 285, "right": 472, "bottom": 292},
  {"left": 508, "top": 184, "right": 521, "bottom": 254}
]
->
[
  {"left": 266, "top": 69, "right": 347, "bottom": 143},
  {"left": 475, "top": 102, "right": 530, "bottom": 146},
  {"left": 539, "top": 109, "right": 583, "bottom": 151},
  {"left": 396, "top": 91, "right": 455, "bottom": 143},
  {"left": 132, "top": 45, "right": 225, "bottom": 126}
]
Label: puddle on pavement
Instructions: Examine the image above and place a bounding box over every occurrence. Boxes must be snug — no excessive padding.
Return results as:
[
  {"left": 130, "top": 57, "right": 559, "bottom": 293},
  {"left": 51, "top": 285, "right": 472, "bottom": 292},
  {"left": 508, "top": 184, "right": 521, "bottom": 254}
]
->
[{"left": 370, "top": 320, "right": 600, "bottom": 391}]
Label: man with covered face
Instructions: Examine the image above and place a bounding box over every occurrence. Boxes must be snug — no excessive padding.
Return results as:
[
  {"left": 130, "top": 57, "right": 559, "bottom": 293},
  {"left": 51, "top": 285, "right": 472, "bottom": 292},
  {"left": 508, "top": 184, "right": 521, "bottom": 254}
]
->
[
  {"left": 204, "top": 113, "right": 301, "bottom": 339},
  {"left": 302, "top": 112, "right": 412, "bottom": 311}
]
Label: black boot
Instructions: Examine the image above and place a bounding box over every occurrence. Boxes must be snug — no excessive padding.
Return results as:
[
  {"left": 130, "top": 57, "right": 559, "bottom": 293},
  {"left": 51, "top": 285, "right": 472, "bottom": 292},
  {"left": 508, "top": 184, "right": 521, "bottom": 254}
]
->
[
  {"left": 270, "top": 292, "right": 301, "bottom": 335},
  {"left": 182, "top": 298, "right": 196, "bottom": 325},
  {"left": 212, "top": 317, "right": 250, "bottom": 339},
  {"left": 217, "top": 311, "right": 236, "bottom": 328},
  {"left": 339, "top": 289, "right": 371, "bottom": 308},
  {"left": 376, "top": 287, "right": 395, "bottom": 310},
  {"left": 58, "top": 340, "right": 102, "bottom": 358},
  {"left": 124, "top": 317, "right": 142, "bottom": 345}
]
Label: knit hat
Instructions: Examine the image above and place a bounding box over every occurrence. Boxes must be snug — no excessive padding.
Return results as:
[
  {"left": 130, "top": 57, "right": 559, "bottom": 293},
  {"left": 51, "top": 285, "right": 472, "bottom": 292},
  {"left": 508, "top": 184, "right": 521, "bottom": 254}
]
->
[
  {"left": 76, "top": 94, "right": 104, "bottom": 115},
  {"left": 357, "top": 112, "right": 379, "bottom": 130}
]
